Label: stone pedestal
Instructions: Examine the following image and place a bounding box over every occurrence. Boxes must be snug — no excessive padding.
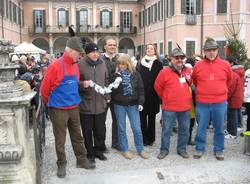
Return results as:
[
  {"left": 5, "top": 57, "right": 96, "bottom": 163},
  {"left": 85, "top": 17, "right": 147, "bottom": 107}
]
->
[{"left": 0, "top": 39, "right": 37, "bottom": 184}]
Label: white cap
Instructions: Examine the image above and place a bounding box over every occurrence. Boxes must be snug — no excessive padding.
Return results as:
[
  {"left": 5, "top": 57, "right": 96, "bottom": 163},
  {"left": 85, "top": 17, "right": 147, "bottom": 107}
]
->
[
  {"left": 11, "top": 55, "right": 19, "bottom": 62},
  {"left": 20, "top": 55, "right": 27, "bottom": 62}
]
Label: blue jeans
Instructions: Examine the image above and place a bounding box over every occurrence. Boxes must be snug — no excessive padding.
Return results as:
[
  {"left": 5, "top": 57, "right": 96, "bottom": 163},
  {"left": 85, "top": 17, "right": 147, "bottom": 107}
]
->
[
  {"left": 195, "top": 101, "right": 227, "bottom": 153},
  {"left": 160, "top": 110, "right": 190, "bottom": 153},
  {"left": 114, "top": 104, "right": 144, "bottom": 153},
  {"left": 227, "top": 108, "right": 238, "bottom": 136}
]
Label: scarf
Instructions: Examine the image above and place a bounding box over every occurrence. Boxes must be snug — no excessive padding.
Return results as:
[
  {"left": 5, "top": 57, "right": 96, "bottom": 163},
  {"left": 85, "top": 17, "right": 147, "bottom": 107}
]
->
[
  {"left": 140, "top": 55, "right": 157, "bottom": 71},
  {"left": 120, "top": 69, "right": 133, "bottom": 96}
]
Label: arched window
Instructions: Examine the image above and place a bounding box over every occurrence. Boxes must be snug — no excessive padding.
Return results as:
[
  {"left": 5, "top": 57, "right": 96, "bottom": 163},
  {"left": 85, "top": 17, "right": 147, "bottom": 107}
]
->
[
  {"left": 100, "top": 9, "right": 112, "bottom": 27},
  {"left": 57, "top": 8, "right": 68, "bottom": 27},
  {"left": 77, "top": 8, "right": 88, "bottom": 32}
]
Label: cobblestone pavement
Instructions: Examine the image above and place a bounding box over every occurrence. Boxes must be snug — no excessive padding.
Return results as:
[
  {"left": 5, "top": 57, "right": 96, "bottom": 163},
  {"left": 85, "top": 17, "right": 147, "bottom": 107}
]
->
[{"left": 42, "top": 111, "right": 250, "bottom": 184}]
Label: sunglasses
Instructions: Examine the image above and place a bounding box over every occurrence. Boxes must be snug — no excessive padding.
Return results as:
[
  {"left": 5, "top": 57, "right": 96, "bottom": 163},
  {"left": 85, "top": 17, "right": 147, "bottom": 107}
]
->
[{"left": 174, "top": 56, "right": 185, "bottom": 60}]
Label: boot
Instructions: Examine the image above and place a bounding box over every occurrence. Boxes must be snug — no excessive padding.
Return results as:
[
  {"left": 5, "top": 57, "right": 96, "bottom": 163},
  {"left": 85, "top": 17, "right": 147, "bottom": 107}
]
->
[
  {"left": 77, "top": 157, "right": 96, "bottom": 170},
  {"left": 57, "top": 165, "right": 66, "bottom": 178}
]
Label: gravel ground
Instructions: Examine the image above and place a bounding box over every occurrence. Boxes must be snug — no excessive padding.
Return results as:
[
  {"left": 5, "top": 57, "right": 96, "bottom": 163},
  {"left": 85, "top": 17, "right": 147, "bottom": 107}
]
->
[{"left": 41, "top": 110, "right": 250, "bottom": 184}]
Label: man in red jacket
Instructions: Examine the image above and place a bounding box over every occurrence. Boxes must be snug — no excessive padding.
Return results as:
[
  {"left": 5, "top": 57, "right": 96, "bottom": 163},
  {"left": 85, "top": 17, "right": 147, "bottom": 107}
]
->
[
  {"left": 41, "top": 37, "right": 95, "bottom": 178},
  {"left": 154, "top": 48, "right": 192, "bottom": 159},
  {"left": 192, "top": 37, "right": 232, "bottom": 160}
]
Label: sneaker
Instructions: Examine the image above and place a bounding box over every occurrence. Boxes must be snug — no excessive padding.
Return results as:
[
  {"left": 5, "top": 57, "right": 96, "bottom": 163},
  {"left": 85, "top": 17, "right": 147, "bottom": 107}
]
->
[
  {"left": 214, "top": 152, "right": 224, "bottom": 161},
  {"left": 177, "top": 151, "right": 189, "bottom": 159},
  {"left": 237, "top": 127, "right": 244, "bottom": 133},
  {"left": 139, "top": 151, "right": 149, "bottom": 159},
  {"left": 57, "top": 165, "right": 66, "bottom": 178},
  {"left": 121, "top": 151, "right": 133, "bottom": 159},
  {"left": 225, "top": 134, "right": 237, "bottom": 140},
  {"left": 193, "top": 151, "right": 203, "bottom": 159},
  {"left": 157, "top": 151, "right": 169, "bottom": 160},
  {"left": 77, "top": 158, "right": 96, "bottom": 169}
]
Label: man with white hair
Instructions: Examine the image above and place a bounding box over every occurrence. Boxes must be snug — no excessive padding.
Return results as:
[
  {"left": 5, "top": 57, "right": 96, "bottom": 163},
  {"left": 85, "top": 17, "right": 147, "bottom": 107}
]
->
[{"left": 41, "top": 37, "right": 95, "bottom": 178}]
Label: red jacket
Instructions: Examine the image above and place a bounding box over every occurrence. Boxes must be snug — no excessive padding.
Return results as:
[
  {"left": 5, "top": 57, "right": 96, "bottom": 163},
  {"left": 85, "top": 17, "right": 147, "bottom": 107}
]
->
[
  {"left": 154, "top": 66, "right": 192, "bottom": 112},
  {"left": 40, "top": 53, "right": 80, "bottom": 109},
  {"left": 228, "top": 71, "right": 242, "bottom": 108},
  {"left": 192, "top": 56, "right": 232, "bottom": 103}
]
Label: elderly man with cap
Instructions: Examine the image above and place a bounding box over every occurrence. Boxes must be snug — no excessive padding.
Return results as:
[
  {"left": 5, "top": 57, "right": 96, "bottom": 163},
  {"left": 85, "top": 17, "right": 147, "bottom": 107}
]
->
[
  {"left": 154, "top": 48, "right": 192, "bottom": 159},
  {"left": 192, "top": 37, "right": 232, "bottom": 160},
  {"left": 78, "top": 42, "right": 110, "bottom": 164},
  {"left": 41, "top": 37, "right": 95, "bottom": 178}
]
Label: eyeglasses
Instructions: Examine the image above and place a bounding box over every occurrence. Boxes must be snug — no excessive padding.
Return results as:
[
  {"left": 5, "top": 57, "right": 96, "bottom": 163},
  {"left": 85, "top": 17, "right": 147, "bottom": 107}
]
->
[{"left": 174, "top": 56, "right": 185, "bottom": 60}]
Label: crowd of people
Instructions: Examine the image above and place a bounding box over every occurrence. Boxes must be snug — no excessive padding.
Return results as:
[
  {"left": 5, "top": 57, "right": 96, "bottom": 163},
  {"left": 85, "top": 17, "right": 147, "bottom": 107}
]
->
[{"left": 12, "top": 35, "right": 248, "bottom": 178}]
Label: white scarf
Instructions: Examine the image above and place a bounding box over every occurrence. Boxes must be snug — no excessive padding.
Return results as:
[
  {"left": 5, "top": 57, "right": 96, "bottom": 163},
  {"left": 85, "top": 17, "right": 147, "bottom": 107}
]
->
[
  {"left": 88, "top": 77, "right": 122, "bottom": 95},
  {"left": 140, "top": 55, "right": 157, "bottom": 71}
]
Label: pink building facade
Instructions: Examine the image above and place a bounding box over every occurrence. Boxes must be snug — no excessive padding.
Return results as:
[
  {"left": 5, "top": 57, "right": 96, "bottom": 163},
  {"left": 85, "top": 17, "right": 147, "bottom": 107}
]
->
[{"left": 0, "top": 0, "right": 250, "bottom": 58}]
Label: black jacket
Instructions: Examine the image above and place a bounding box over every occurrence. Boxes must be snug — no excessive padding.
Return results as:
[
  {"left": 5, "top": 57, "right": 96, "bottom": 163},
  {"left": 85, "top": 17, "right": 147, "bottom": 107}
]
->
[{"left": 111, "top": 71, "right": 145, "bottom": 106}]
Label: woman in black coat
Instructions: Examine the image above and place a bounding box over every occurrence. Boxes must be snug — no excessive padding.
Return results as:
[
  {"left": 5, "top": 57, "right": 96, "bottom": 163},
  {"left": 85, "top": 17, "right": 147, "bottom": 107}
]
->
[{"left": 136, "top": 44, "right": 163, "bottom": 146}]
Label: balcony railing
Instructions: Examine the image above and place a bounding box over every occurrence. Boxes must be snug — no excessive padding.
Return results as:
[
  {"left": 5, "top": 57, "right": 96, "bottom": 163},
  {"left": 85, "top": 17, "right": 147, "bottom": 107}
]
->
[
  {"left": 28, "top": 25, "right": 137, "bottom": 34},
  {"left": 185, "top": 14, "right": 197, "bottom": 25}
]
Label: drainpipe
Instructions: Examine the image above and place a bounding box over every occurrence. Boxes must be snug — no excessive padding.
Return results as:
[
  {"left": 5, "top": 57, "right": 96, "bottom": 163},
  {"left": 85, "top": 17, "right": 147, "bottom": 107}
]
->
[{"left": 200, "top": 0, "right": 204, "bottom": 55}]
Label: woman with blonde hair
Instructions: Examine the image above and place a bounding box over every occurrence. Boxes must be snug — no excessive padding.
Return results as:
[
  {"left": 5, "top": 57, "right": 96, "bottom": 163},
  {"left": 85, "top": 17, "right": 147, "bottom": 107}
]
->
[
  {"left": 112, "top": 54, "right": 148, "bottom": 159},
  {"left": 137, "top": 44, "right": 163, "bottom": 146}
]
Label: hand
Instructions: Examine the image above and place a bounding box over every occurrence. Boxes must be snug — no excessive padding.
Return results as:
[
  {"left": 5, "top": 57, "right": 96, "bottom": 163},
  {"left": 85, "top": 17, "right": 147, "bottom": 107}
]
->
[
  {"left": 138, "top": 105, "right": 143, "bottom": 111},
  {"left": 83, "top": 80, "right": 90, "bottom": 88}
]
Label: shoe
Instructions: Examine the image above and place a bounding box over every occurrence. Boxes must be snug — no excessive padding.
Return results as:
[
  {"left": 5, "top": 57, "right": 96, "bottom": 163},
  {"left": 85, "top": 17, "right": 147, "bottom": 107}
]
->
[
  {"left": 57, "top": 165, "right": 66, "bottom": 178},
  {"left": 139, "top": 151, "right": 149, "bottom": 159},
  {"left": 173, "top": 127, "right": 178, "bottom": 133},
  {"left": 237, "top": 128, "right": 244, "bottom": 134},
  {"left": 224, "top": 130, "right": 229, "bottom": 135},
  {"left": 103, "top": 147, "right": 109, "bottom": 154},
  {"left": 87, "top": 156, "right": 95, "bottom": 164},
  {"left": 193, "top": 151, "right": 203, "bottom": 159},
  {"left": 214, "top": 152, "right": 224, "bottom": 161},
  {"left": 121, "top": 151, "right": 133, "bottom": 160},
  {"left": 225, "top": 134, "right": 237, "bottom": 140},
  {"left": 178, "top": 151, "right": 189, "bottom": 159},
  {"left": 157, "top": 151, "right": 169, "bottom": 160},
  {"left": 188, "top": 141, "right": 195, "bottom": 146},
  {"left": 76, "top": 158, "right": 96, "bottom": 169},
  {"left": 94, "top": 153, "right": 107, "bottom": 161}
]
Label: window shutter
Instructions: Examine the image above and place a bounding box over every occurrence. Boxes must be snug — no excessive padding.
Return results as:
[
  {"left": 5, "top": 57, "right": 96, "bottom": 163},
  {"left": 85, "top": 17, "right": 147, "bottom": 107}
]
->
[
  {"left": 76, "top": 10, "right": 80, "bottom": 31},
  {"left": 43, "top": 10, "right": 46, "bottom": 32},
  {"left": 66, "top": 10, "right": 69, "bottom": 26},
  {"left": 196, "top": 0, "right": 201, "bottom": 15},
  {"left": 129, "top": 12, "right": 132, "bottom": 32},
  {"left": 181, "top": 0, "right": 186, "bottom": 14},
  {"left": 171, "top": 0, "right": 174, "bottom": 16},
  {"left": 120, "top": 11, "right": 123, "bottom": 32},
  {"left": 22, "top": 9, "right": 24, "bottom": 27},
  {"left": 109, "top": 11, "right": 112, "bottom": 26},
  {"left": 100, "top": 10, "right": 103, "bottom": 26},
  {"left": 139, "top": 12, "right": 141, "bottom": 28},
  {"left": 18, "top": 7, "right": 21, "bottom": 25}
]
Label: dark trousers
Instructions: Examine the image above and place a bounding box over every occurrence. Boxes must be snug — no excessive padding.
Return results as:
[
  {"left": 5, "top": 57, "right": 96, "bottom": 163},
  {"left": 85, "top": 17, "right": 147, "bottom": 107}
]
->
[
  {"left": 109, "top": 102, "right": 119, "bottom": 148},
  {"left": 80, "top": 112, "right": 106, "bottom": 157},
  {"left": 140, "top": 111, "right": 156, "bottom": 144},
  {"left": 245, "top": 103, "right": 250, "bottom": 131},
  {"left": 49, "top": 107, "right": 87, "bottom": 167}
]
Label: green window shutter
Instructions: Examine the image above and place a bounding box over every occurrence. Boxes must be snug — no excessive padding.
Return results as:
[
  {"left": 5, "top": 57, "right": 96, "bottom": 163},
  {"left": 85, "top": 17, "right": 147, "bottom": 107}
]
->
[
  {"left": 181, "top": 0, "right": 186, "bottom": 14},
  {"left": 109, "top": 11, "right": 112, "bottom": 26},
  {"left": 196, "top": 0, "right": 201, "bottom": 15},
  {"left": 76, "top": 10, "right": 80, "bottom": 31},
  {"left": 129, "top": 11, "right": 132, "bottom": 32},
  {"left": 139, "top": 12, "right": 141, "bottom": 28},
  {"left": 171, "top": 0, "right": 174, "bottom": 16},
  {"left": 100, "top": 10, "right": 103, "bottom": 26},
  {"left": 43, "top": 10, "right": 46, "bottom": 32},
  {"left": 66, "top": 10, "right": 69, "bottom": 26}
]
